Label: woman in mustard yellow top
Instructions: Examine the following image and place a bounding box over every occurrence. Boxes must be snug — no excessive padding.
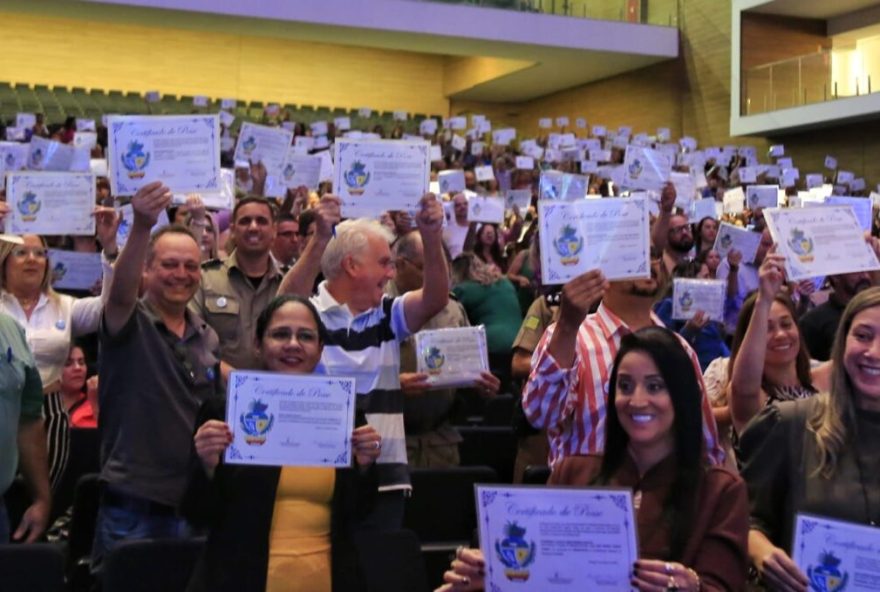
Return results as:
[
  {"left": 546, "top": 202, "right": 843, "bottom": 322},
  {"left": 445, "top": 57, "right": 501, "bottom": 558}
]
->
[{"left": 184, "top": 295, "right": 381, "bottom": 592}]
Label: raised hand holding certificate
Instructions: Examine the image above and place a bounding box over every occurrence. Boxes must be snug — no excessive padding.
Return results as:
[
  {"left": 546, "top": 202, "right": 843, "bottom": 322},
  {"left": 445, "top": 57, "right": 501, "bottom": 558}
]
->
[
  {"left": 477, "top": 485, "right": 638, "bottom": 591},
  {"left": 280, "top": 152, "right": 322, "bottom": 191},
  {"left": 225, "top": 371, "right": 356, "bottom": 468},
  {"left": 107, "top": 115, "right": 221, "bottom": 196},
  {"left": 672, "top": 278, "right": 726, "bottom": 322},
  {"left": 765, "top": 206, "right": 880, "bottom": 281},
  {"left": 233, "top": 122, "right": 293, "bottom": 177},
  {"left": 539, "top": 196, "right": 650, "bottom": 285},
  {"left": 7, "top": 172, "right": 96, "bottom": 235},
  {"left": 415, "top": 326, "right": 489, "bottom": 388},
  {"left": 334, "top": 139, "right": 430, "bottom": 218},
  {"left": 792, "top": 513, "right": 880, "bottom": 592},
  {"left": 48, "top": 250, "right": 103, "bottom": 291},
  {"left": 713, "top": 222, "right": 761, "bottom": 263}
]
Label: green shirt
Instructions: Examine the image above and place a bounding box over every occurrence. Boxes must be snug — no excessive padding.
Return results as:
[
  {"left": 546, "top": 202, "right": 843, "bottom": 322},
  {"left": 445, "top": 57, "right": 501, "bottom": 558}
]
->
[
  {"left": 0, "top": 313, "right": 43, "bottom": 494},
  {"left": 453, "top": 279, "right": 523, "bottom": 354}
]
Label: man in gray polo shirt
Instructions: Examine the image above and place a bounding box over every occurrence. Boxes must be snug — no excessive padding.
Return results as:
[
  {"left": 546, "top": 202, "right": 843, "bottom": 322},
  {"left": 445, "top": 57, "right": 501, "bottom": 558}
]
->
[{"left": 92, "top": 181, "right": 221, "bottom": 570}]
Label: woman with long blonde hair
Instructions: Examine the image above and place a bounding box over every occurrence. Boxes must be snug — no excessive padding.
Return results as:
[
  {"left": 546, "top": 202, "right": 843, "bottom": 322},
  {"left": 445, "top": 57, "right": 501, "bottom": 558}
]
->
[{"left": 740, "top": 287, "right": 880, "bottom": 592}]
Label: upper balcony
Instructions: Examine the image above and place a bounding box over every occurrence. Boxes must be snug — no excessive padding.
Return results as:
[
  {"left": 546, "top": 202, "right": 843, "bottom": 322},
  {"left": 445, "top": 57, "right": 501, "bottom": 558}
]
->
[
  {"left": 62, "top": 0, "right": 679, "bottom": 102},
  {"left": 731, "top": 0, "right": 880, "bottom": 136}
]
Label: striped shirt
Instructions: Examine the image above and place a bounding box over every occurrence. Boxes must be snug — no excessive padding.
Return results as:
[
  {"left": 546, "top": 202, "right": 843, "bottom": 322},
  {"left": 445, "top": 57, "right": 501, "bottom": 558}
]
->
[
  {"left": 522, "top": 302, "right": 724, "bottom": 467},
  {"left": 311, "top": 282, "right": 411, "bottom": 492}
]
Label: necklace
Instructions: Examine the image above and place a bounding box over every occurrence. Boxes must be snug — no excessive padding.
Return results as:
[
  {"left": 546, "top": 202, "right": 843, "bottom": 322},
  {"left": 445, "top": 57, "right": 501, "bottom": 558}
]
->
[{"left": 853, "top": 442, "right": 877, "bottom": 527}]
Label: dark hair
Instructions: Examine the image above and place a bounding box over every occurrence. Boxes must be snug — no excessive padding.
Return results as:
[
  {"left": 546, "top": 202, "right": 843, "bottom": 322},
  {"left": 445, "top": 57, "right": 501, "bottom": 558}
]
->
[
  {"left": 277, "top": 212, "right": 297, "bottom": 224},
  {"left": 298, "top": 209, "right": 317, "bottom": 237},
  {"left": 728, "top": 291, "right": 812, "bottom": 391},
  {"left": 693, "top": 216, "right": 718, "bottom": 254},
  {"left": 233, "top": 196, "right": 277, "bottom": 223},
  {"left": 255, "top": 295, "right": 327, "bottom": 344},
  {"left": 475, "top": 223, "right": 507, "bottom": 272},
  {"left": 596, "top": 327, "right": 704, "bottom": 560}
]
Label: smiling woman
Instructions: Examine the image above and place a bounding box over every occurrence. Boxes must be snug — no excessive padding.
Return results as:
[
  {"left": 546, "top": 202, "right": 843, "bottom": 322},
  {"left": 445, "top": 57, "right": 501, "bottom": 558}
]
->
[
  {"left": 740, "top": 288, "right": 880, "bottom": 591},
  {"left": 436, "top": 327, "right": 750, "bottom": 592}
]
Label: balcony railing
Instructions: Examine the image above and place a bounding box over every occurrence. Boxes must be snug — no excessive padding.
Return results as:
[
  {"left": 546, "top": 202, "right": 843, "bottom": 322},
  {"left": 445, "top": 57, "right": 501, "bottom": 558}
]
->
[
  {"left": 743, "top": 49, "right": 877, "bottom": 116},
  {"left": 404, "top": 0, "right": 679, "bottom": 27}
]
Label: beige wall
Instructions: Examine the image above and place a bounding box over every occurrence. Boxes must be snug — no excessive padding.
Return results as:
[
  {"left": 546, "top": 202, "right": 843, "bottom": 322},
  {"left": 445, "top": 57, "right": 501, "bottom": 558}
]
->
[{"left": 0, "top": 11, "right": 449, "bottom": 115}]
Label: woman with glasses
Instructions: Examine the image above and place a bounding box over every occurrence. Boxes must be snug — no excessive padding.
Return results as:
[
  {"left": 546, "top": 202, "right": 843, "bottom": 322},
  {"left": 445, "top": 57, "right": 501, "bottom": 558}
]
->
[
  {"left": 0, "top": 210, "right": 119, "bottom": 488},
  {"left": 185, "top": 295, "right": 381, "bottom": 592}
]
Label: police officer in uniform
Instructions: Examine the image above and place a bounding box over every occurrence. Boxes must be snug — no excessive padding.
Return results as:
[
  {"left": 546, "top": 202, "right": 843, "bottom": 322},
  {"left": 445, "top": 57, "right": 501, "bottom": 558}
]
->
[{"left": 190, "top": 196, "right": 284, "bottom": 379}]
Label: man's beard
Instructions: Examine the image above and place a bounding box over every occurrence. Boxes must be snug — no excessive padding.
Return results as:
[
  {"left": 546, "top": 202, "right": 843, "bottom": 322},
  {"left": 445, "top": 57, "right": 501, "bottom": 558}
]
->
[{"left": 668, "top": 238, "right": 694, "bottom": 254}]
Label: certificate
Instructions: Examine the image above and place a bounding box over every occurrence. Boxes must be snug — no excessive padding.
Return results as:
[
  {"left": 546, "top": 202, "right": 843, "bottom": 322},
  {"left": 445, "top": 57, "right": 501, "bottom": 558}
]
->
[
  {"left": 539, "top": 171, "right": 587, "bottom": 201},
  {"left": 281, "top": 152, "right": 322, "bottom": 190},
  {"left": 713, "top": 222, "right": 761, "bottom": 263},
  {"left": 672, "top": 278, "right": 726, "bottom": 322},
  {"left": 74, "top": 132, "right": 97, "bottom": 150},
  {"left": 48, "top": 250, "right": 103, "bottom": 291},
  {"left": 723, "top": 187, "right": 745, "bottom": 214},
  {"left": 28, "top": 137, "right": 76, "bottom": 171},
  {"left": 505, "top": 189, "right": 532, "bottom": 211},
  {"left": 414, "top": 326, "right": 489, "bottom": 388},
  {"left": 439, "top": 169, "right": 466, "bottom": 194},
  {"left": 172, "top": 168, "right": 235, "bottom": 211},
  {"left": 765, "top": 206, "right": 880, "bottom": 281},
  {"left": 334, "top": 139, "right": 430, "bottom": 218},
  {"left": 467, "top": 195, "right": 505, "bottom": 224},
  {"left": 746, "top": 185, "right": 780, "bottom": 209},
  {"left": 225, "top": 371, "right": 357, "bottom": 468},
  {"left": 539, "top": 196, "right": 651, "bottom": 285},
  {"left": 670, "top": 171, "right": 696, "bottom": 212},
  {"left": 826, "top": 196, "right": 872, "bottom": 232},
  {"left": 108, "top": 115, "right": 221, "bottom": 196},
  {"left": 621, "top": 145, "right": 672, "bottom": 191},
  {"left": 475, "top": 165, "right": 494, "bottom": 182},
  {"left": 0, "top": 142, "right": 28, "bottom": 173},
  {"left": 477, "top": 485, "right": 638, "bottom": 592},
  {"left": 6, "top": 172, "right": 96, "bottom": 235},
  {"left": 691, "top": 198, "right": 720, "bottom": 222},
  {"left": 115, "top": 202, "right": 169, "bottom": 249},
  {"left": 233, "top": 122, "right": 293, "bottom": 177},
  {"left": 792, "top": 513, "right": 880, "bottom": 592}
]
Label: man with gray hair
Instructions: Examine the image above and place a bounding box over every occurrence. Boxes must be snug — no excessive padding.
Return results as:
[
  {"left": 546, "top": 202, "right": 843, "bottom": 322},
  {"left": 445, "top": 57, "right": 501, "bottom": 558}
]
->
[
  {"left": 280, "top": 192, "right": 449, "bottom": 528},
  {"left": 389, "top": 231, "right": 501, "bottom": 468}
]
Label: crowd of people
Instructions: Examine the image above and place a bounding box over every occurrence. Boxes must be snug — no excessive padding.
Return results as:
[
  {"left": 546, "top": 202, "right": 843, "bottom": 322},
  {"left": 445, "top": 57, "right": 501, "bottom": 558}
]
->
[{"left": 1, "top": 103, "right": 879, "bottom": 592}]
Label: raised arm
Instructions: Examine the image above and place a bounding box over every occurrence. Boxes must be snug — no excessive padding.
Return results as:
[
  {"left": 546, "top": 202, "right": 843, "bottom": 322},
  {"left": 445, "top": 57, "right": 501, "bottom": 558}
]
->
[
  {"left": 278, "top": 194, "right": 341, "bottom": 297},
  {"left": 729, "top": 250, "right": 785, "bottom": 433},
  {"left": 70, "top": 206, "right": 122, "bottom": 335},
  {"left": 104, "top": 182, "right": 172, "bottom": 337},
  {"left": 650, "top": 182, "right": 676, "bottom": 253},
  {"left": 403, "top": 193, "right": 449, "bottom": 332}
]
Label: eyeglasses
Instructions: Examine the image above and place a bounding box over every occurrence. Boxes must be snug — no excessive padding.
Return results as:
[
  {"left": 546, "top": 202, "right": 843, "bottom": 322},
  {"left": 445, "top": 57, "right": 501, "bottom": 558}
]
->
[
  {"left": 11, "top": 247, "right": 48, "bottom": 259},
  {"left": 266, "top": 328, "right": 319, "bottom": 345}
]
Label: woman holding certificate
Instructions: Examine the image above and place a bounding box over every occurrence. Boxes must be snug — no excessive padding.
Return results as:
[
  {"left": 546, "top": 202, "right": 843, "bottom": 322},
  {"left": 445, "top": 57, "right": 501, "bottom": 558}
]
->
[
  {"left": 185, "top": 295, "right": 381, "bottom": 592},
  {"left": 726, "top": 251, "right": 818, "bottom": 437},
  {"left": 739, "top": 287, "right": 880, "bottom": 592},
  {"left": 437, "top": 327, "right": 749, "bottom": 592}
]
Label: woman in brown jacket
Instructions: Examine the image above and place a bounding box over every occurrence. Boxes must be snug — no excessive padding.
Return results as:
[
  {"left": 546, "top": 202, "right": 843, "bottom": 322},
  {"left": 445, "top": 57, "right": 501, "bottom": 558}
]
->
[{"left": 437, "top": 327, "right": 749, "bottom": 592}]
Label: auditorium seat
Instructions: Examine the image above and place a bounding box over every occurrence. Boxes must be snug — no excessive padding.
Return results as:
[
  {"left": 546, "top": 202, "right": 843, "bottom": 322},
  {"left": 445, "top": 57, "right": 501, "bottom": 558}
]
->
[
  {"left": 101, "top": 537, "right": 205, "bottom": 592},
  {"left": 483, "top": 393, "right": 515, "bottom": 426},
  {"left": 353, "top": 529, "right": 429, "bottom": 592},
  {"left": 0, "top": 543, "right": 65, "bottom": 592},
  {"left": 404, "top": 466, "right": 497, "bottom": 545},
  {"left": 457, "top": 426, "right": 517, "bottom": 483},
  {"left": 522, "top": 464, "right": 551, "bottom": 485},
  {"left": 66, "top": 473, "right": 101, "bottom": 587}
]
